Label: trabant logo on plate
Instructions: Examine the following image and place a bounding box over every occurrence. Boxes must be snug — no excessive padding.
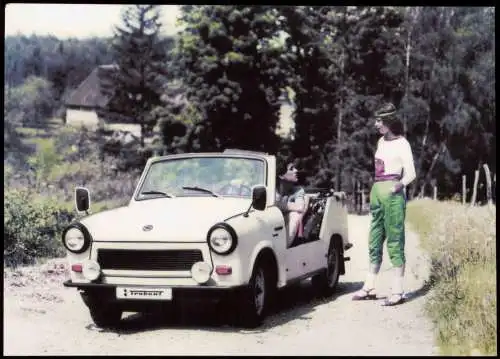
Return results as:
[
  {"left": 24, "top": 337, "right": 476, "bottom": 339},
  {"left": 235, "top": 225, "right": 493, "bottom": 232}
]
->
[
  {"left": 142, "top": 225, "right": 153, "bottom": 231},
  {"left": 116, "top": 287, "right": 172, "bottom": 300}
]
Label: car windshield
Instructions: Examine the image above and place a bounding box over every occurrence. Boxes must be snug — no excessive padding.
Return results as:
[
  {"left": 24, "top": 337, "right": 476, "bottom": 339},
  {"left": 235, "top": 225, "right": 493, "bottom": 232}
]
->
[{"left": 137, "top": 156, "right": 266, "bottom": 199}]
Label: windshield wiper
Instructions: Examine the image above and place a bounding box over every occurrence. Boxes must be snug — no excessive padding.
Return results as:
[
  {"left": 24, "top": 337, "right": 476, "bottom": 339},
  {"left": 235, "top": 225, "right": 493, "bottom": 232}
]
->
[
  {"left": 181, "top": 186, "right": 221, "bottom": 198},
  {"left": 141, "top": 190, "right": 175, "bottom": 198}
]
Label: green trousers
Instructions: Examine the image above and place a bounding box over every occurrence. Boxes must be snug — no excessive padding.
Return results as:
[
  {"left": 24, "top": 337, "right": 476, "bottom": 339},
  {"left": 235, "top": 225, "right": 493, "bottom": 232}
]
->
[{"left": 368, "top": 181, "right": 406, "bottom": 267}]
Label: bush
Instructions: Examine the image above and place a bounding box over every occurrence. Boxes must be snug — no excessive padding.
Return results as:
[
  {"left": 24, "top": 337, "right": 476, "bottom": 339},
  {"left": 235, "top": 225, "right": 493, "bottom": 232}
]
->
[
  {"left": 4, "top": 124, "right": 143, "bottom": 268},
  {"left": 406, "top": 199, "right": 496, "bottom": 355},
  {"left": 4, "top": 189, "right": 74, "bottom": 268}
]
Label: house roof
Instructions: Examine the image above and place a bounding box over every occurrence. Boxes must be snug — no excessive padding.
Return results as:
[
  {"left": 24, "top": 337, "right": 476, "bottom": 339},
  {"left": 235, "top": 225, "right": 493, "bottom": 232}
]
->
[
  {"left": 65, "top": 64, "right": 118, "bottom": 108},
  {"left": 65, "top": 64, "right": 189, "bottom": 114}
]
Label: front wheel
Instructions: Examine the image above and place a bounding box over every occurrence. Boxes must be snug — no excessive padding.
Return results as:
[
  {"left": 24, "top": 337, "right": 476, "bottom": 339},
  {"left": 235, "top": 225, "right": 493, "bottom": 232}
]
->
[
  {"left": 312, "top": 241, "right": 341, "bottom": 297},
  {"left": 81, "top": 292, "right": 122, "bottom": 329},
  {"left": 235, "top": 260, "right": 273, "bottom": 328}
]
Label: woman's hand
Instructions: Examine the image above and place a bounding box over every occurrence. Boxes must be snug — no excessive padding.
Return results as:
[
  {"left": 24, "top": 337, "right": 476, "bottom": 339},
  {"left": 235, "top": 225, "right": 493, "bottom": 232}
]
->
[{"left": 391, "top": 182, "right": 404, "bottom": 194}]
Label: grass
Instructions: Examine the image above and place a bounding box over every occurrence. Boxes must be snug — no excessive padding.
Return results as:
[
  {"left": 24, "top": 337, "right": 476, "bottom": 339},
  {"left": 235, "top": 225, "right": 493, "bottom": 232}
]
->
[{"left": 406, "top": 198, "right": 496, "bottom": 356}]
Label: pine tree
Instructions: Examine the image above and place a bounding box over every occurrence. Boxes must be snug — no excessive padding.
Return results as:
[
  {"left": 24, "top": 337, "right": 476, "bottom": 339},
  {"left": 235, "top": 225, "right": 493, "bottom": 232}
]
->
[{"left": 102, "top": 5, "right": 170, "bottom": 148}]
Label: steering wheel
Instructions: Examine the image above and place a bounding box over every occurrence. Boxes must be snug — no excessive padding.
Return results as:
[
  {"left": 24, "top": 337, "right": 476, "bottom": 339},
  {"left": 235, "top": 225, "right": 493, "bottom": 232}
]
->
[{"left": 219, "top": 183, "right": 252, "bottom": 196}]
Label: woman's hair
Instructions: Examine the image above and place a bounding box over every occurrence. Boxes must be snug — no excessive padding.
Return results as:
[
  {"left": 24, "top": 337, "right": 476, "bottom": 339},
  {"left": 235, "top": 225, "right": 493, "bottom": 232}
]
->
[
  {"left": 386, "top": 119, "right": 404, "bottom": 136},
  {"left": 277, "top": 160, "right": 292, "bottom": 178},
  {"left": 375, "top": 102, "right": 404, "bottom": 136}
]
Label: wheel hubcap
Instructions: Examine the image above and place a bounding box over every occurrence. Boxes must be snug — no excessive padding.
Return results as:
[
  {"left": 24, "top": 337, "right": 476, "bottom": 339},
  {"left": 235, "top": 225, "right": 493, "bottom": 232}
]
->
[{"left": 254, "top": 269, "right": 265, "bottom": 315}]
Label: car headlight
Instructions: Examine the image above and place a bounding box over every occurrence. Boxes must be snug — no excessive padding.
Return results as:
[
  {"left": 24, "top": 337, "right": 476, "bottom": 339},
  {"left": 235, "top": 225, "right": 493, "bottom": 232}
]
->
[
  {"left": 207, "top": 223, "right": 238, "bottom": 255},
  {"left": 62, "top": 224, "right": 91, "bottom": 254}
]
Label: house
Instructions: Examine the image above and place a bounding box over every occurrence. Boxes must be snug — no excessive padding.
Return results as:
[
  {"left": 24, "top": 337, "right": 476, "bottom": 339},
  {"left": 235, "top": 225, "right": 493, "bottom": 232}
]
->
[
  {"left": 64, "top": 64, "right": 142, "bottom": 138},
  {"left": 65, "top": 65, "right": 295, "bottom": 143}
]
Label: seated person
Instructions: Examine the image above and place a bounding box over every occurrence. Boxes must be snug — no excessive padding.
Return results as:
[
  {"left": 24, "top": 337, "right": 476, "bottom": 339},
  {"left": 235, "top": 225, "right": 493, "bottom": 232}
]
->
[{"left": 275, "top": 161, "right": 308, "bottom": 247}]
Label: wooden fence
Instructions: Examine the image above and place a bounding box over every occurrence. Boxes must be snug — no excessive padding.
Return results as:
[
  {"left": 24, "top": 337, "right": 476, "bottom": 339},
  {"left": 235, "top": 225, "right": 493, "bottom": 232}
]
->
[{"left": 347, "top": 164, "right": 495, "bottom": 214}]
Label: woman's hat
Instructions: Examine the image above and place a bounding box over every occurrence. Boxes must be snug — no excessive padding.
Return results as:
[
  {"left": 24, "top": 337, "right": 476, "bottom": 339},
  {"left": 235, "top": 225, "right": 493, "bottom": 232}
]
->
[{"left": 374, "top": 102, "right": 397, "bottom": 120}]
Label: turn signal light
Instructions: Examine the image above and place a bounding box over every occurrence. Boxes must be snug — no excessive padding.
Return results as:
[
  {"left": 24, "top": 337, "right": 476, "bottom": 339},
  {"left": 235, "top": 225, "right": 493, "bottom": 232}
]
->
[
  {"left": 71, "top": 264, "right": 83, "bottom": 272},
  {"left": 215, "top": 265, "right": 232, "bottom": 275}
]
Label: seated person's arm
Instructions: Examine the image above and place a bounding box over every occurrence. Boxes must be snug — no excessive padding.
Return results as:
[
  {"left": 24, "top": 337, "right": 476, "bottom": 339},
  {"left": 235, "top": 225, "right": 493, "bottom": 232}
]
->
[
  {"left": 275, "top": 192, "right": 288, "bottom": 213},
  {"left": 286, "top": 188, "right": 306, "bottom": 213}
]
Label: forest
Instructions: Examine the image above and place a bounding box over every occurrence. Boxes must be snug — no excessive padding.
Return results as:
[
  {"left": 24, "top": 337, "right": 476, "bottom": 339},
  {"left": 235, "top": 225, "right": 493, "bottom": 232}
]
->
[{"left": 4, "top": 5, "right": 495, "bottom": 205}]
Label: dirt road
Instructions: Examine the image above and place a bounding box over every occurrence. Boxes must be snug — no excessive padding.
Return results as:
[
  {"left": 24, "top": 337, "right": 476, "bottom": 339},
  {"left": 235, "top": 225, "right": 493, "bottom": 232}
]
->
[{"left": 4, "top": 214, "right": 438, "bottom": 356}]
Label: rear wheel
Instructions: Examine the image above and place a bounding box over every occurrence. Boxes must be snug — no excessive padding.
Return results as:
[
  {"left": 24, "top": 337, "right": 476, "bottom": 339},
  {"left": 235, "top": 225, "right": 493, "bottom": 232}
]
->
[{"left": 312, "top": 240, "right": 341, "bottom": 297}]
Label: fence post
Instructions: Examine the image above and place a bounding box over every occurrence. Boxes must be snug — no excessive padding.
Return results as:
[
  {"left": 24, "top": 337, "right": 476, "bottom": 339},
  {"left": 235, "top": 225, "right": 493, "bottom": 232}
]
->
[
  {"left": 470, "top": 169, "right": 480, "bottom": 207},
  {"left": 462, "top": 175, "right": 466, "bottom": 205},
  {"left": 482, "top": 164, "right": 493, "bottom": 209},
  {"left": 433, "top": 185, "right": 437, "bottom": 200},
  {"left": 419, "top": 183, "right": 425, "bottom": 198}
]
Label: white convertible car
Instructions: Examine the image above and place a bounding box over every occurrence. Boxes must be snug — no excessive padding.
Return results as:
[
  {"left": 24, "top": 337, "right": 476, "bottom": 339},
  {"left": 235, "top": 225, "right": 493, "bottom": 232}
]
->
[{"left": 63, "top": 149, "right": 352, "bottom": 328}]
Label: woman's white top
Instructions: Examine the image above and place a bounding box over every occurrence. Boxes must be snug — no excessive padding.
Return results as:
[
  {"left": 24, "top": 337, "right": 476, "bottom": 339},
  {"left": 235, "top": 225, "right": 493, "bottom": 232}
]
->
[{"left": 374, "top": 136, "right": 416, "bottom": 186}]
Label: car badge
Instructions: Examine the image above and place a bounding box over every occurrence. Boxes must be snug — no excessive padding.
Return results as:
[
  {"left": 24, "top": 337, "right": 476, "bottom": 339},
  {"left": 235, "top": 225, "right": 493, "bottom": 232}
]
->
[{"left": 143, "top": 225, "right": 153, "bottom": 232}]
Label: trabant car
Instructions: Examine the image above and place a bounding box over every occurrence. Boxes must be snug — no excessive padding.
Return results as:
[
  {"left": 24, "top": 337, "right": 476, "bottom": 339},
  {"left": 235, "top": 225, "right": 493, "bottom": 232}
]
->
[{"left": 62, "top": 149, "right": 352, "bottom": 328}]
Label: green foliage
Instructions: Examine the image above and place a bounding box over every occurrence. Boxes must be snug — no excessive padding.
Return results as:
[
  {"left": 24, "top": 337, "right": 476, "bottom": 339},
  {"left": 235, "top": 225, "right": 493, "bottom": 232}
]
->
[
  {"left": 279, "top": 6, "right": 406, "bottom": 189},
  {"left": 27, "top": 137, "right": 63, "bottom": 190},
  {"left": 407, "top": 199, "right": 496, "bottom": 355},
  {"left": 101, "top": 5, "right": 172, "bottom": 148},
  {"left": 399, "top": 7, "right": 495, "bottom": 198},
  {"left": 4, "top": 34, "right": 114, "bottom": 103},
  {"left": 4, "top": 188, "right": 73, "bottom": 268},
  {"left": 174, "top": 5, "right": 287, "bottom": 153},
  {"left": 5, "top": 76, "right": 56, "bottom": 128}
]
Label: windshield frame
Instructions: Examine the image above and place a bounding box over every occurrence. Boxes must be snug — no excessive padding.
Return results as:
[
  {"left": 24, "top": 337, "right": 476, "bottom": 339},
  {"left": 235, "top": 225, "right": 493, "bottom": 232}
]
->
[{"left": 132, "top": 153, "right": 269, "bottom": 202}]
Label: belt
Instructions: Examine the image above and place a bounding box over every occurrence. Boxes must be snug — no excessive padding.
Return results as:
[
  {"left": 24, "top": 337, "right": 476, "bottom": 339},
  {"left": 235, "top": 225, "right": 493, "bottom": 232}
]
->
[{"left": 374, "top": 174, "right": 401, "bottom": 182}]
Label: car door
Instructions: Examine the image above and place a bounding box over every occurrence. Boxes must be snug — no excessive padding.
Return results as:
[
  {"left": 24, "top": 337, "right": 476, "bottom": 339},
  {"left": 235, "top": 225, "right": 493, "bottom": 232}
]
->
[{"left": 251, "top": 205, "right": 288, "bottom": 287}]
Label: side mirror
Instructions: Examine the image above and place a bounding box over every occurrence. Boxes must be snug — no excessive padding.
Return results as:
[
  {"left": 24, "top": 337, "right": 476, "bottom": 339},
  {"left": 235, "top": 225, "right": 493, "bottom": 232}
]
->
[
  {"left": 75, "top": 187, "right": 91, "bottom": 213},
  {"left": 251, "top": 185, "right": 267, "bottom": 211}
]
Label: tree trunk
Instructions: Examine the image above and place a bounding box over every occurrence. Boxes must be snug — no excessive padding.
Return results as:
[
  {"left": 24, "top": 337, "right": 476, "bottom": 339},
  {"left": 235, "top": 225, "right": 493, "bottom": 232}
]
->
[
  {"left": 409, "top": 79, "right": 433, "bottom": 199},
  {"left": 423, "top": 141, "right": 446, "bottom": 185},
  {"left": 335, "top": 47, "right": 345, "bottom": 192},
  {"left": 402, "top": 7, "right": 420, "bottom": 138},
  {"left": 140, "top": 122, "right": 145, "bottom": 148}
]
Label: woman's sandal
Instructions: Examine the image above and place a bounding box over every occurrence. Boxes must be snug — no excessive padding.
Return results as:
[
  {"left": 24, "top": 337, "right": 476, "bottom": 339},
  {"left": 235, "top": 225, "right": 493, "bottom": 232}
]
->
[
  {"left": 352, "top": 288, "right": 377, "bottom": 301},
  {"left": 381, "top": 293, "right": 405, "bottom": 306}
]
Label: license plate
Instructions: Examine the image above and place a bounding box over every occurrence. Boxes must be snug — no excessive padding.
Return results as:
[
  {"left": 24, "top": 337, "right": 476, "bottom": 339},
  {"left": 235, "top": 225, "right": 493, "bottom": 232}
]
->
[{"left": 116, "top": 287, "right": 172, "bottom": 300}]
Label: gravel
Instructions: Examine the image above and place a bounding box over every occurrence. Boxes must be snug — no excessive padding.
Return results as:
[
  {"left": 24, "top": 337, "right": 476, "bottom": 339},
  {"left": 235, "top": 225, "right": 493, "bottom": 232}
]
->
[{"left": 4, "top": 214, "right": 438, "bottom": 356}]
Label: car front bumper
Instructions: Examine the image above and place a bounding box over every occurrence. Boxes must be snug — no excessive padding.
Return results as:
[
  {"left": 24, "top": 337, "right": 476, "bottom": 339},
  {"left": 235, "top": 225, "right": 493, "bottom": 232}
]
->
[{"left": 64, "top": 280, "right": 249, "bottom": 308}]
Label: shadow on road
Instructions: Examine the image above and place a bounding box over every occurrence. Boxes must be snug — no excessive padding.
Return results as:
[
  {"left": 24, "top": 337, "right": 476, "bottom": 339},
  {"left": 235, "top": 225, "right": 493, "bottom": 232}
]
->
[
  {"left": 98, "top": 280, "right": 364, "bottom": 335},
  {"left": 403, "top": 278, "right": 434, "bottom": 304}
]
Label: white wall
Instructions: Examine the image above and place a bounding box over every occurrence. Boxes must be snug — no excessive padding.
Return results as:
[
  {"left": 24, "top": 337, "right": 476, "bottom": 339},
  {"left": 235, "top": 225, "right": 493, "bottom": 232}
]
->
[{"left": 66, "top": 108, "right": 100, "bottom": 129}]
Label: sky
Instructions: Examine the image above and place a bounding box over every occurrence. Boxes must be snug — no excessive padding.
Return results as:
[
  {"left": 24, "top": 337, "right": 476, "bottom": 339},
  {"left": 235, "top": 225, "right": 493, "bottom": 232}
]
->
[{"left": 5, "top": 4, "right": 182, "bottom": 39}]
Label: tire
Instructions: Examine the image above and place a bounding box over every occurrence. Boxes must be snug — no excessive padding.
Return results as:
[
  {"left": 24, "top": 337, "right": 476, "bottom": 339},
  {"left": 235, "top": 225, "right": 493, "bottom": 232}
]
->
[
  {"left": 236, "top": 260, "right": 274, "bottom": 328},
  {"left": 312, "top": 240, "right": 341, "bottom": 297},
  {"left": 80, "top": 292, "right": 122, "bottom": 329}
]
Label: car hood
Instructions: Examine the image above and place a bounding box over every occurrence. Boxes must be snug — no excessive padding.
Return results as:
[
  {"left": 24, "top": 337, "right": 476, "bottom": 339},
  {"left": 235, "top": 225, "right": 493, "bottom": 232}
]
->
[{"left": 80, "top": 197, "right": 250, "bottom": 242}]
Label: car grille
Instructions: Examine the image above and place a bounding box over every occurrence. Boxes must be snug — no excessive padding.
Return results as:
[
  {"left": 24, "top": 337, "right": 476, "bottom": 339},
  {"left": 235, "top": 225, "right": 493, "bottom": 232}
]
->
[{"left": 97, "top": 249, "right": 203, "bottom": 271}]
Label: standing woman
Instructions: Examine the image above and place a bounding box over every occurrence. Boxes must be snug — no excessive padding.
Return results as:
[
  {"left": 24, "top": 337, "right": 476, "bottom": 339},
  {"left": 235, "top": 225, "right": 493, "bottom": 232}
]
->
[{"left": 352, "top": 102, "right": 416, "bottom": 306}]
